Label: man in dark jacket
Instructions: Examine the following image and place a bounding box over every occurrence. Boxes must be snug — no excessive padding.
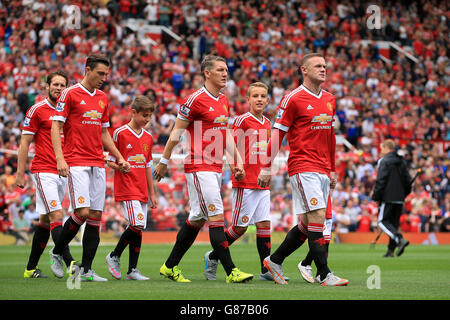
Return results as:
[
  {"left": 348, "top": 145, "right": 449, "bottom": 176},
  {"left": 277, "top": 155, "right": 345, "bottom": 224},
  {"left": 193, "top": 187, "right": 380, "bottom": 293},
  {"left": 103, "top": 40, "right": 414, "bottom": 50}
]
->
[{"left": 372, "top": 140, "right": 412, "bottom": 257}]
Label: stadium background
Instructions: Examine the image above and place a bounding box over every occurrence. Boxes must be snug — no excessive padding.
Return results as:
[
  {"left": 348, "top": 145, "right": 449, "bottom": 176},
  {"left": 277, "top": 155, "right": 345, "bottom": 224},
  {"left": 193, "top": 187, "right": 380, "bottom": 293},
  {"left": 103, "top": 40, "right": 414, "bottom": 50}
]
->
[{"left": 0, "top": 0, "right": 449, "bottom": 246}]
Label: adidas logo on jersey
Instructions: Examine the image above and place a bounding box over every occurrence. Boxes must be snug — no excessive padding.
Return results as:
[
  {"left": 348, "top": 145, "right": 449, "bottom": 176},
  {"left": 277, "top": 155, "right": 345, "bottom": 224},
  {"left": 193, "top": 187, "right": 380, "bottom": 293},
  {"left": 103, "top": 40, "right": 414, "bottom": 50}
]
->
[
  {"left": 126, "top": 144, "right": 133, "bottom": 149},
  {"left": 307, "top": 105, "right": 314, "bottom": 110},
  {"left": 80, "top": 100, "right": 86, "bottom": 105}
]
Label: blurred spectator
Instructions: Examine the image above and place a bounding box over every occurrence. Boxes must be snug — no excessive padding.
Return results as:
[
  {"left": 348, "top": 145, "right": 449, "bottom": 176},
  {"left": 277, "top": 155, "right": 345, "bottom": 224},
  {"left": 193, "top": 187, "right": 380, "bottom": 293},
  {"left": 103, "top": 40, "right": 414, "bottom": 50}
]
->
[{"left": 12, "top": 208, "right": 30, "bottom": 244}]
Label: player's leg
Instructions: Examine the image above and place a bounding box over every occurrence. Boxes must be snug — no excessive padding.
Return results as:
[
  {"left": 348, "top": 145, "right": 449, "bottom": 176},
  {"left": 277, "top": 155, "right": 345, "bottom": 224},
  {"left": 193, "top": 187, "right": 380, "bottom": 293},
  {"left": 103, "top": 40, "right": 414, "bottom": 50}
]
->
[
  {"left": 378, "top": 203, "right": 404, "bottom": 256},
  {"left": 392, "top": 204, "right": 409, "bottom": 256},
  {"left": 299, "top": 216, "right": 332, "bottom": 283},
  {"left": 24, "top": 214, "right": 50, "bottom": 278},
  {"left": 263, "top": 176, "right": 309, "bottom": 285},
  {"left": 75, "top": 167, "right": 107, "bottom": 281},
  {"left": 206, "top": 187, "right": 248, "bottom": 277},
  {"left": 199, "top": 173, "right": 252, "bottom": 282},
  {"left": 111, "top": 200, "right": 148, "bottom": 280},
  {"left": 53, "top": 167, "right": 91, "bottom": 257}
]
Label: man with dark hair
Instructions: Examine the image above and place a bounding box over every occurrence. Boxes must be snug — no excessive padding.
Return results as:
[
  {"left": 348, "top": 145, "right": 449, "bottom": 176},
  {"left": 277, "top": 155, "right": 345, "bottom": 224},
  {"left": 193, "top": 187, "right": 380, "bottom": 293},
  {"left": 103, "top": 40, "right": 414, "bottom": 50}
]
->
[
  {"left": 49, "top": 54, "right": 130, "bottom": 281},
  {"left": 15, "top": 70, "right": 77, "bottom": 278},
  {"left": 372, "top": 139, "right": 412, "bottom": 257},
  {"left": 257, "top": 53, "right": 348, "bottom": 286}
]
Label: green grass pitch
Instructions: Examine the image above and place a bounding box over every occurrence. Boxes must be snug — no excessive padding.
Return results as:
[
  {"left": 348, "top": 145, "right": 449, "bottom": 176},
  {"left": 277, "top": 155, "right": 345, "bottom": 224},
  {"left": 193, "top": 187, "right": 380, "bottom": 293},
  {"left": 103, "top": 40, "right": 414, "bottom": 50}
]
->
[{"left": 1, "top": 243, "right": 449, "bottom": 300}]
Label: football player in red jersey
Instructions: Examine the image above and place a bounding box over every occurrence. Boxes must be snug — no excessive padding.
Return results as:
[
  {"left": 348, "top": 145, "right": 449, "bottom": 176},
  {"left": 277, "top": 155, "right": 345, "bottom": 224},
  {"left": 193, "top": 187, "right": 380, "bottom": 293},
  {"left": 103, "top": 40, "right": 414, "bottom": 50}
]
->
[
  {"left": 49, "top": 54, "right": 130, "bottom": 282},
  {"left": 105, "top": 96, "right": 157, "bottom": 281},
  {"left": 258, "top": 53, "right": 348, "bottom": 286},
  {"left": 204, "top": 82, "right": 286, "bottom": 281},
  {"left": 154, "top": 55, "right": 253, "bottom": 283},
  {"left": 16, "top": 71, "right": 77, "bottom": 278}
]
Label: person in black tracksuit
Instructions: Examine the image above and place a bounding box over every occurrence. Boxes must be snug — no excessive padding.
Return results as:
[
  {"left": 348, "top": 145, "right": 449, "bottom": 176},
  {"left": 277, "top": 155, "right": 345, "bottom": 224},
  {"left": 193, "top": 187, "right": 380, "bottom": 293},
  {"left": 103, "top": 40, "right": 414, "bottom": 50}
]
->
[{"left": 372, "top": 140, "right": 412, "bottom": 257}]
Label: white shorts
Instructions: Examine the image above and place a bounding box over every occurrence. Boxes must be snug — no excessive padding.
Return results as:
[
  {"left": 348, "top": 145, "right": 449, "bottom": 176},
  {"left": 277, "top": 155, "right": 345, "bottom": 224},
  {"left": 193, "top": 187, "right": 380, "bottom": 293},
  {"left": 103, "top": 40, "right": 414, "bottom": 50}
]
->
[
  {"left": 31, "top": 172, "right": 67, "bottom": 215},
  {"left": 290, "top": 172, "right": 330, "bottom": 215},
  {"left": 231, "top": 188, "right": 270, "bottom": 227},
  {"left": 185, "top": 171, "right": 223, "bottom": 221},
  {"left": 67, "top": 166, "right": 106, "bottom": 211},
  {"left": 120, "top": 200, "right": 148, "bottom": 230}
]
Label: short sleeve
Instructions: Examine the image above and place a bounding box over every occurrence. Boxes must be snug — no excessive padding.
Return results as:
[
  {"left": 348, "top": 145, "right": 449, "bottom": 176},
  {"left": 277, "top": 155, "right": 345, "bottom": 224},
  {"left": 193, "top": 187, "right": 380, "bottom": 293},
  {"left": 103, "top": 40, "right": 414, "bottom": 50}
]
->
[{"left": 273, "top": 95, "right": 295, "bottom": 132}]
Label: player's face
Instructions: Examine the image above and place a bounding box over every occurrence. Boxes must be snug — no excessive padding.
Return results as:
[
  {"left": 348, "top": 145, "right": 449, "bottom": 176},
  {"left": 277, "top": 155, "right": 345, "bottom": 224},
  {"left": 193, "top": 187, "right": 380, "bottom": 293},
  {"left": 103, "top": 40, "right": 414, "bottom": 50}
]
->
[
  {"left": 47, "top": 75, "right": 67, "bottom": 103},
  {"left": 206, "top": 61, "right": 228, "bottom": 89},
  {"left": 87, "top": 63, "right": 109, "bottom": 89},
  {"left": 247, "top": 87, "right": 269, "bottom": 116},
  {"left": 302, "top": 57, "right": 327, "bottom": 84},
  {"left": 134, "top": 110, "right": 153, "bottom": 128}
]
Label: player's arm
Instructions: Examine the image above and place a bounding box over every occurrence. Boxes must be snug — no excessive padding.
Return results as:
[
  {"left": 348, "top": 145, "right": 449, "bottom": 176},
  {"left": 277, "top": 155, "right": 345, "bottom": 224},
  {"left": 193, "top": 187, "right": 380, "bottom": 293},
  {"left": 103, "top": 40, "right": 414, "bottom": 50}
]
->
[
  {"left": 15, "top": 134, "right": 34, "bottom": 189},
  {"left": 154, "top": 117, "right": 190, "bottom": 182},
  {"left": 330, "top": 118, "right": 337, "bottom": 189},
  {"left": 146, "top": 166, "right": 158, "bottom": 209},
  {"left": 51, "top": 120, "right": 69, "bottom": 177},
  {"left": 225, "top": 128, "right": 245, "bottom": 181},
  {"left": 257, "top": 128, "right": 286, "bottom": 188},
  {"left": 102, "top": 127, "right": 130, "bottom": 173}
]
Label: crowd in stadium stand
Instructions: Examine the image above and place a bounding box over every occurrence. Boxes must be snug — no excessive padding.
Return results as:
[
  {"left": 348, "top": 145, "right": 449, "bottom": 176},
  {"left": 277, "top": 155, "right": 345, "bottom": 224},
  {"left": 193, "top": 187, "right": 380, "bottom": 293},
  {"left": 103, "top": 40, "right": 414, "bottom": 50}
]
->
[{"left": 0, "top": 0, "right": 449, "bottom": 243}]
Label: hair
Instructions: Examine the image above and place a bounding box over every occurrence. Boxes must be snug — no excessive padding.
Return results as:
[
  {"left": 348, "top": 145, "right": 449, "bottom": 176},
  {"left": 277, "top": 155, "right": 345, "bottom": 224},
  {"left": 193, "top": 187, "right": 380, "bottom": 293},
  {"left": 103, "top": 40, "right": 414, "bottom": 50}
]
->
[
  {"left": 247, "top": 82, "right": 269, "bottom": 96},
  {"left": 85, "top": 54, "right": 110, "bottom": 70},
  {"left": 130, "top": 95, "right": 155, "bottom": 113},
  {"left": 381, "top": 139, "right": 396, "bottom": 151},
  {"left": 300, "top": 53, "right": 325, "bottom": 67},
  {"left": 200, "top": 55, "right": 226, "bottom": 75},
  {"left": 47, "top": 70, "right": 68, "bottom": 86}
]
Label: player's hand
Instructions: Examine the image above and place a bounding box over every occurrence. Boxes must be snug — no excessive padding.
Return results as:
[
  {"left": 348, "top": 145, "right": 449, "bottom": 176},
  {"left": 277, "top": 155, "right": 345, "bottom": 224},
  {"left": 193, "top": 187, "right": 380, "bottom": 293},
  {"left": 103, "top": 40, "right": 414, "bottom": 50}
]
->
[
  {"left": 149, "top": 194, "right": 158, "bottom": 209},
  {"left": 257, "top": 168, "right": 272, "bottom": 188},
  {"left": 233, "top": 165, "right": 245, "bottom": 182},
  {"left": 14, "top": 174, "right": 25, "bottom": 189},
  {"left": 118, "top": 159, "right": 130, "bottom": 174},
  {"left": 57, "top": 158, "right": 69, "bottom": 177},
  {"left": 154, "top": 163, "right": 167, "bottom": 182},
  {"left": 330, "top": 172, "right": 337, "bottom": 190}
]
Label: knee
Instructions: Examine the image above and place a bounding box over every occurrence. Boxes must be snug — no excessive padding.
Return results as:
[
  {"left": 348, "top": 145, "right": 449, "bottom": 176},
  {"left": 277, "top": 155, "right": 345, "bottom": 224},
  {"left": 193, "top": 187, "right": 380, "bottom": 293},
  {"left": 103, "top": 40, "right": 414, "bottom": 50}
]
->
[{"left": 233, "top": 226, "right": 247, "bottom": 236}]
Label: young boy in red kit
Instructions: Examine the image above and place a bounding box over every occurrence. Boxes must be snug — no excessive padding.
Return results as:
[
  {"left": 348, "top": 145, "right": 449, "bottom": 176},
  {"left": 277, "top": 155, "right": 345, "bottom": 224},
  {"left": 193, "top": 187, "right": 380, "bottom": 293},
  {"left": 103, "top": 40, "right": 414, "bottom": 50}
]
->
[{"left": 106, "top": 96, "right": 158, "bottom": 280}]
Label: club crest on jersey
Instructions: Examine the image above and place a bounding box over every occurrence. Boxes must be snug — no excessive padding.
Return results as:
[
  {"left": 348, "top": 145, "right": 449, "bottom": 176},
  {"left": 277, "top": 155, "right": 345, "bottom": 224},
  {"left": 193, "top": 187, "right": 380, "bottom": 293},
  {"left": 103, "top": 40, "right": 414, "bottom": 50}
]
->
[
  {"left": 128, "top": 154, "right": 146, "bottom": 164},
  {"left": 214, "top": 115, "right": 228, "bottom": 125},
  {"left": 310, "top": 198, "right": 318, "bottom": 206},
  {"left": 327, "top": 102, "right": 333, "bottom": 112},
  {"left": 223, "top": 104, "right": 228, "bottom": 113},
  {"left": 311, "top": 113, "right": 332, "bottom": 124},
  {"left": 142, "top": 143, "right": 149, "bottom": 153},
  {"left": 242, "top": 216, "right": 249, "bottom": 223},
  {"left": 83, "top": 110, "right": 102, "bottom": 120},
  {"left": 50, "top": 200, "right": 57, "bottom": 207},
  {"left": 208, "top": 204, "right": 216, "bottom": 212},
  {"left": 78, "top": 196, "right": 85, "bottom": 204},
  {"left": 137, "top": 213, "right": 144, "bottom": 221},
  {"left": 99, "top": 100, "right": 105, "bottom": 110},
  {"left": 56, "top": 101, "right": 65, "bottom": 112}
]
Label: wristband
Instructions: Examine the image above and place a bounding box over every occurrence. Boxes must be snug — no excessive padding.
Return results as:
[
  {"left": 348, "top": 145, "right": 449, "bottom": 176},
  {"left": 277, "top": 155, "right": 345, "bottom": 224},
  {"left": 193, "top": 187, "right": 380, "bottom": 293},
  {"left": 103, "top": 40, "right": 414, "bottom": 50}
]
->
[{"left": 159, "top": 157, "right": 169, "bottom": 165}]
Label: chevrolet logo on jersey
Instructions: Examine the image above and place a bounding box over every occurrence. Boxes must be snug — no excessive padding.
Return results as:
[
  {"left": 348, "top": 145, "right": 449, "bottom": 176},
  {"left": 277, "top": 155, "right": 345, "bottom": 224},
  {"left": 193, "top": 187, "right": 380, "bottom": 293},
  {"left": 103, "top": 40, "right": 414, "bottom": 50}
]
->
[
  {"left": 311, "top": 113, "right": 332, "bottom": 124},
  {"left": 128, "top": 154, "right": 146, "bottom": 164},
  {"left": 214, "top": 115, "right": 228, "bottom": 125},
  {"left": 83, "top": 110, "right": 102, "bottom": 120},
  {"left": 252, "top": 141, "right": 268, "bottom": 150}
]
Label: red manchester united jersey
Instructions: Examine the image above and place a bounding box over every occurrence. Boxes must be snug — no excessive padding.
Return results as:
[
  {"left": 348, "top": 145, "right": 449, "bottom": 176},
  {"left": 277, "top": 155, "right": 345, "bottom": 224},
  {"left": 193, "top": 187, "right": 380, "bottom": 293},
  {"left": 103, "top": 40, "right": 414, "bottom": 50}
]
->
[
  {"left": 22, "top": 98, "right": 62, "bottom": 174},
  {"left": 110, "top": 125, "right": 153, "bottom": 202},
  {"left": 178, "top": 86, "right": 229, "bottom": 173},
  {"left": 231, "top": 112, "right": 271, "bottom": 190},
  {"left": 274, "top": 85, "right": 336, "bottom": 177},
  {"left": 53, "top": 83, "right": 110, "bottom": 167}
]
